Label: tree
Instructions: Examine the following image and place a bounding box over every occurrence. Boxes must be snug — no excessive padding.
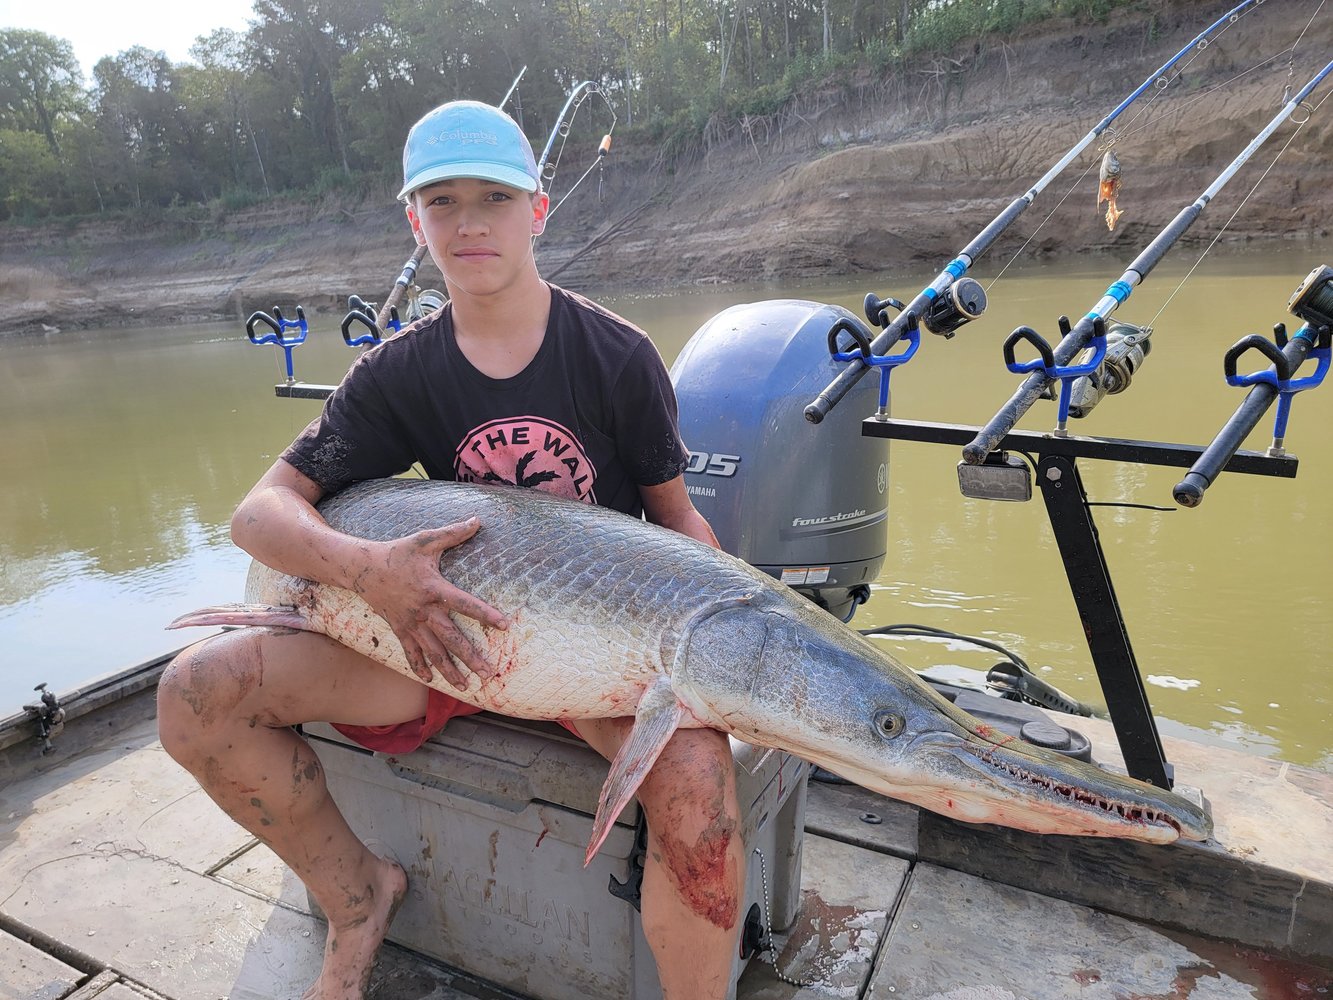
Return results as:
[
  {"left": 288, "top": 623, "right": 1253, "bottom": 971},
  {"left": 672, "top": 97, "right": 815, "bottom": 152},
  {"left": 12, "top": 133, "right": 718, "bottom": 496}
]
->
[
  {"left": 188, "top": 29, "right": 272, "bottom": 196},
  {"left": 0, "top": 29, "right": 86, "bottom": 158},
  {"left": 91, "top": 47, "right": 209, "bottom": 207}
]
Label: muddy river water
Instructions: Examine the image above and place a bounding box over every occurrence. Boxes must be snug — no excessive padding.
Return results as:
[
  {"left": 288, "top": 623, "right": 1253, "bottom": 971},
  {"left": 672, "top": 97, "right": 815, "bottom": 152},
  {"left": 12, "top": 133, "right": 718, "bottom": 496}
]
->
[{"left": 2, "top": 246, "right": 1330, "bottom": 771}]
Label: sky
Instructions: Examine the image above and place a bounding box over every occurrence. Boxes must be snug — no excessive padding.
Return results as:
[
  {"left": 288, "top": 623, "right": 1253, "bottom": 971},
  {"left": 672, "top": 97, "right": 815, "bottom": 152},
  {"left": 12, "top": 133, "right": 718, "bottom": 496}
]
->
[{"left": 0, "top": 0, "right": 255, "bottom": 78}]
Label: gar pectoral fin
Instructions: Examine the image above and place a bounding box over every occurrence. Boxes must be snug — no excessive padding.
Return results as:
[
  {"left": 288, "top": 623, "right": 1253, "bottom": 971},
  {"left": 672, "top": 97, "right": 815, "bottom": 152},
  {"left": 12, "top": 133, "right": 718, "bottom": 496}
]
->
[
  {"left": 584, "top": 676, "right": 685, "bottom": 866},
  {"left": 167, "top": 603, "right": 309, "bottom": 631}
]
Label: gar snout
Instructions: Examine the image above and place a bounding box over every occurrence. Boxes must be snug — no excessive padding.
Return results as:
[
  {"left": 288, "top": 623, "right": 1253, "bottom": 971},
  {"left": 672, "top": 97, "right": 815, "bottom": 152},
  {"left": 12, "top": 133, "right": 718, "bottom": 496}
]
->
[{"left": 908, "top": 715, "right": 1213, "bottom": 844}]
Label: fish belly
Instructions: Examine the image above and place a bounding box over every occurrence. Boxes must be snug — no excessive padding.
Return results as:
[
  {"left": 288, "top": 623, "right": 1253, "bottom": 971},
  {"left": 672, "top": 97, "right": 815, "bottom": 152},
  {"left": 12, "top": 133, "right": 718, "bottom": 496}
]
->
[{"left": 245, "top": 479, "right": 768, "bottom": 723}]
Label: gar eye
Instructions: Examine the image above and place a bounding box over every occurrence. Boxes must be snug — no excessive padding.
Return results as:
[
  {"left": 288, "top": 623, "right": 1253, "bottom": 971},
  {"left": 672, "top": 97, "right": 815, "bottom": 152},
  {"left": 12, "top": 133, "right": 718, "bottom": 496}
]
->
[{"left": 874, "top": 711, "right": 904, "bottom": 739}]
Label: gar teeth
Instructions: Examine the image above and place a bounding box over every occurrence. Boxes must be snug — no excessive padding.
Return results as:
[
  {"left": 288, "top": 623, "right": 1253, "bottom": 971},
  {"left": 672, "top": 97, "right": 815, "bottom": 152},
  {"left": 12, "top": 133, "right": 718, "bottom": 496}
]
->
[{"left": 963, "top": 744, "right": 1176, "bottom": 830}]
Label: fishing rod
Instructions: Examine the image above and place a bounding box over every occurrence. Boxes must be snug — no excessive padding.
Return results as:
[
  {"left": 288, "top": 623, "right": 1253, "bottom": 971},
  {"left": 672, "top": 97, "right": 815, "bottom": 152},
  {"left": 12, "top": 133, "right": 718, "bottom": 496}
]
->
[
  {"left": 373, "top": 246, "right": 428, "bottom": 333},
  {"left": 499, "top": 65, "right": 527, "bottom": 109},
  {"left": 1172, "top": 265, "right": 1333, "bottom": 507},
  {"left": 803, "top": 0, "right": 1265, "bottom": 426},
  {"left": 961, "top": 55, "right": 1333, "bottom": 466},
  {"left": 537, "top": 80, "right": 616, "bottom": 221}
]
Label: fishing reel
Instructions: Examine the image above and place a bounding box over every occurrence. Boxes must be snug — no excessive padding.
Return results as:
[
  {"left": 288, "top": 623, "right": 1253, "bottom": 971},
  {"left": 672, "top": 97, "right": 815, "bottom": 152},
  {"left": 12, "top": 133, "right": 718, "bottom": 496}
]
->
[
  {"left": 1066, "top": 320, "right": 1153, "bottom": 418},
  {"left": 409, "top": 287, "right": 447, "bottom": 321},
  {"left": 1288, "top": 264, "right": 1333, "bottom": 332},
  {"left": 1016, "top": 318, "right": 1153, "bottom": 425},
  {"left": 921, "top": 277, "right": 988, "bottom": 337}
]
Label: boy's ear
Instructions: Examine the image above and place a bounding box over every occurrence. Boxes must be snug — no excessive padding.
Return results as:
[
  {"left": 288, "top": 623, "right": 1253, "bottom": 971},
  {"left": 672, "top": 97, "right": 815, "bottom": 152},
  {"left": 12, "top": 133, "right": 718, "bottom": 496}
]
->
[
  {"left": 531, "top": 192, "right": 551, "bottom": 236},
  {"left": 405, "top": 202, "right": 427, "bottom": 246}
]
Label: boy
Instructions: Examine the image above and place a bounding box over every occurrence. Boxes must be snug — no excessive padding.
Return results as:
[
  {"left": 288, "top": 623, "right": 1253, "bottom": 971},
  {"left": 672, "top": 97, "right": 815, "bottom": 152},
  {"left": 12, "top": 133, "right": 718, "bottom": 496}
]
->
[{"left": 157, "top": 100, "right": 744, "bottom": 1000}]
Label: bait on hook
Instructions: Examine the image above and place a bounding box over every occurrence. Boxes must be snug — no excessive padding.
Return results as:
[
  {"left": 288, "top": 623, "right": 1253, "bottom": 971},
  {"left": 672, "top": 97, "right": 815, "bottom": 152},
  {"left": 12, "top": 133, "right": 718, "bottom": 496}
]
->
[{"left": 806, "top": 0, "right": 1268, "bottom": 424}]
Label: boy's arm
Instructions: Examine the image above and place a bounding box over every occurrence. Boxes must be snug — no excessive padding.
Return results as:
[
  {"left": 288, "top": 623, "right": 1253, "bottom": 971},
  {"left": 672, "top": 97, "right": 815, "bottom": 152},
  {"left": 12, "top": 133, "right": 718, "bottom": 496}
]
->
[
  {"left": 230, "top": 459, "right": 508, "bottom": 684},
  {"left": 639, "top": 476, "right": 721, "bottom": 550}
]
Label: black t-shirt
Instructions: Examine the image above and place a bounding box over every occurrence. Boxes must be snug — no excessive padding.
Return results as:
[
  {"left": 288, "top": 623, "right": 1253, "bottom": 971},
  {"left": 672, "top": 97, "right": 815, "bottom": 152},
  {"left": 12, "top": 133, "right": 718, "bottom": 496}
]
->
[{"left": 282, "top": 284, "right": 688, "bottom": 516}]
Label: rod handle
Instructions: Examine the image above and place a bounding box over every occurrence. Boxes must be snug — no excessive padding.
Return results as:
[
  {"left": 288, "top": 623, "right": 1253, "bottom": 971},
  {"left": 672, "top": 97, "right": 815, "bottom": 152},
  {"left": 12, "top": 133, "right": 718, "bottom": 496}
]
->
[{"left": 1172, "top": 328, "right": 1315, "bottom": 508}]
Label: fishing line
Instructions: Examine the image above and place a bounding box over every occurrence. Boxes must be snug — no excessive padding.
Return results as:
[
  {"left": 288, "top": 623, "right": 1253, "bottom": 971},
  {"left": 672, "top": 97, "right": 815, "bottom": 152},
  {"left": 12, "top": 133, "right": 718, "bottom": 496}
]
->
[
  {"left": 984, "top": 161, "right": 1099, "bottom": 290},
  {"left": 1114, "top": 2, "right": 1328, "bottom": 147},
  {"left": 1143, "top": 85, "right": 1330, "bottom": 332},
  {"left": 1096, "top": 2, "right": 1258, "bottom": 149},
  {"left": 538, "top": 85, "right": 617, "bottom": 219},
  {"left": 1285, "top": 0, "right": 1327, "bottom": 102},
  {"left": 547, "top": 120, "right": 616, "bottom": 222},
  {"left": 1108, "top": 50, "right": 1296, "bottom": 148},
  {"left": 984, "top": 5, "right": 1269, "bottom": 291}
]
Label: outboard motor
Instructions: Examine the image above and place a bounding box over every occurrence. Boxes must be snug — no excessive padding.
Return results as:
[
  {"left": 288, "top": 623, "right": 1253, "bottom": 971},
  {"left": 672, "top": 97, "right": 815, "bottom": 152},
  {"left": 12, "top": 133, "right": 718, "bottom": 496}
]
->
[{"left": 671, "top": 300, "right": 889, "bottom": 622}]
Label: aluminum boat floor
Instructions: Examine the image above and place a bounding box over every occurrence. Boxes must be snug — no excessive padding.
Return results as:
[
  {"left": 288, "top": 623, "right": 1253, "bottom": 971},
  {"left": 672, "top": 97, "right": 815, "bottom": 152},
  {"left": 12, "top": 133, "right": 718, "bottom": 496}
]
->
[{"left": 3, "top": 712, "right": 1332, "bottom": 999}]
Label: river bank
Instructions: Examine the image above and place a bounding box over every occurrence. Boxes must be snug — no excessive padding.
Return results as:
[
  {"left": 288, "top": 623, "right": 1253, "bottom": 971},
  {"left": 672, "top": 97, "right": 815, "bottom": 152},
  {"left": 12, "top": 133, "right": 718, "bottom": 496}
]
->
[{"left": 3, "top": 0, "right": 1329, "bottom": 336}]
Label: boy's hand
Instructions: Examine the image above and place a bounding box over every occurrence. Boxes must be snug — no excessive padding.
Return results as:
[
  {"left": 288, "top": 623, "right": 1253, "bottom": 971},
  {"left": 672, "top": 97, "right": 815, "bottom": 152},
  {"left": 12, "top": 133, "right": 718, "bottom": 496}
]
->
[{"left": 353, "top": 517, "right": 509, "bottom": 688}]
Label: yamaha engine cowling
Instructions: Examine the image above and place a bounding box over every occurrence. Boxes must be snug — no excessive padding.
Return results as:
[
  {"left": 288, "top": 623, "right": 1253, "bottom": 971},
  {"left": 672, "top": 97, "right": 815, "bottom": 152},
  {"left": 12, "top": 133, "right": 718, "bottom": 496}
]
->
[{"left": 670, "top": 300, "right": 889, "bottom": 621}]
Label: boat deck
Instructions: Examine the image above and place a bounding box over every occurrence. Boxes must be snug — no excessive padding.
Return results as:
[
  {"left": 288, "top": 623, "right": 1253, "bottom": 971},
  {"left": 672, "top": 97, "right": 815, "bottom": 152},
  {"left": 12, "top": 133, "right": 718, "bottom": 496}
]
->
[{"left": 2, "top": 678, "right": 1331, "bottom": 1000}]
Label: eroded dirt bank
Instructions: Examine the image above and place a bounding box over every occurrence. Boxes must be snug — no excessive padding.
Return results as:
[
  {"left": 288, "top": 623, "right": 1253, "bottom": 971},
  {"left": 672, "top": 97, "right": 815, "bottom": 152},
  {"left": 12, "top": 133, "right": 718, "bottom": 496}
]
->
[{"left": 3, "top": 0, "right": 1330, "bottom": 335}]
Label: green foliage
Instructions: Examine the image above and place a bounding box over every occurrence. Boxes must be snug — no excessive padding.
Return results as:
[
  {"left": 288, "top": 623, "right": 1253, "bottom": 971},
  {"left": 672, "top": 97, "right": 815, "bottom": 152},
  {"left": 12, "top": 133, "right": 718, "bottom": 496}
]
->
[
  {"left": 0, "top": 127, "right": 59, "bottom": 220},
  {"left": 219, "top": 186, "right": 265, "bottom": 212},
  {"left": 904, "top": 0, "right": 1058, "bottom": 55},
  {"left": 0, "top": 0, "right": 1149, "bottom": 219},
  {"left": 739, "top": 81, "right": 792, "bottom": 119},
  {"left": 1055, "top": 0, "right": 1115, "bottom": 19},
  {"left": 307, "top": 164, "right": 362, "bottom": 199}
]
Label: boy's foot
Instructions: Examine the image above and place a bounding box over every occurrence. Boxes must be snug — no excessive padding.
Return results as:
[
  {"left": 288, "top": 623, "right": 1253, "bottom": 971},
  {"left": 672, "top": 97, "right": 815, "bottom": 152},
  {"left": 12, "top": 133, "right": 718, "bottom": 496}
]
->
[{"left": 300, "top": 854, "right": 408, "bottom": 1000}]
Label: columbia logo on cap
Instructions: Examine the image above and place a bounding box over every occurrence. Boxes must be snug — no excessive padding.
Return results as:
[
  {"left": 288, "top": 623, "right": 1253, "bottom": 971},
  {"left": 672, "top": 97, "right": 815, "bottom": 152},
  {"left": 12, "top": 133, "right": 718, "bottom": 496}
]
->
[{"left": 427, "top": 129, "right": 499, "bottom": 147}]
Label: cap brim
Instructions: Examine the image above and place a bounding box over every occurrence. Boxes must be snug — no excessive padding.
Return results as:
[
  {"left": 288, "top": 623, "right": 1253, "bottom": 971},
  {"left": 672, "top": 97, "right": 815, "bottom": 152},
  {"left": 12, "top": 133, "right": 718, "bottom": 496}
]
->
[{"left": 398, "top": 162, "right": 538, "bottom": 201}]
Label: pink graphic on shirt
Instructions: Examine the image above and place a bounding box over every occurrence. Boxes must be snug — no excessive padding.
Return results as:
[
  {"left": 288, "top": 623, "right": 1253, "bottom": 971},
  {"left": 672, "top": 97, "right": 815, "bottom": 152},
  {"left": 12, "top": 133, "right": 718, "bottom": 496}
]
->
[{"left": 454, "top": 417, "right": 597, "bottom": 503}]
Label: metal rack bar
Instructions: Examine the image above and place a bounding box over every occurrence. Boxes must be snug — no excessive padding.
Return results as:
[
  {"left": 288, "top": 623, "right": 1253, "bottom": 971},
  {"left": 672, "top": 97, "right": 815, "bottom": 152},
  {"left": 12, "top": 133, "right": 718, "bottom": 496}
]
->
[{"left": 861, "top": 417, "right": 1298, "bottom": 789}]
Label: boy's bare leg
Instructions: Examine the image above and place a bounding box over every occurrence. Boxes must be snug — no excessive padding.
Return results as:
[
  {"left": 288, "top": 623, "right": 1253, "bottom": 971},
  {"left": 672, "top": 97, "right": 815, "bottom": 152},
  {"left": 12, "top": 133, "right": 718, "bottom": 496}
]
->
[
  {"left": 157, "top": 628, "right": 430, "bottom": 1000},
  {"left": 575, "top": 719, "right": 744, "bottom": 1000}
]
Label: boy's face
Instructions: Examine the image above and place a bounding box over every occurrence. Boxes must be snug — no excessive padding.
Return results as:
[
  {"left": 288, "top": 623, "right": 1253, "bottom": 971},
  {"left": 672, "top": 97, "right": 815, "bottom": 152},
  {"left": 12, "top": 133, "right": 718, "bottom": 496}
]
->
[{"left": 405, "top": 178, "right": 549, "bottom": 298}]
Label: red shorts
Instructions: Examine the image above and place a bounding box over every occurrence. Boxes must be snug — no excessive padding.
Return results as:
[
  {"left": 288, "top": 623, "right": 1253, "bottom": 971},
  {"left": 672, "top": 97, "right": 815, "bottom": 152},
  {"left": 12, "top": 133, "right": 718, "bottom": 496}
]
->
[{"left": 332, "top": 688, "right": 583, "bottom": 753}]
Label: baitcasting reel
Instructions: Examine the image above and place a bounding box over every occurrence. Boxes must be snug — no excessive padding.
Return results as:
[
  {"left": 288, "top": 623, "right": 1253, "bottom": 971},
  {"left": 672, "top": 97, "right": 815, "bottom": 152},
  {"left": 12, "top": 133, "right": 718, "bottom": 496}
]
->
[
  {"left": 921, "top": 277, "right": 988, "bottom": 337},
  {"left": 1288, "top": 264, "right": 1333, "bottom": 331}
]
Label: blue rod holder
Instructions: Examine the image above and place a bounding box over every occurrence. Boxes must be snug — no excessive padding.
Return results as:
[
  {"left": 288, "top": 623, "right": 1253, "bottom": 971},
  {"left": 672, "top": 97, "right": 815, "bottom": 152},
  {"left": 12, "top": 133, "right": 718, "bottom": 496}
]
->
[
  {"left": 828, "top": 314, "right": 921, "bottom": 415},
  {"left": 246, "top": 305, "right": 309, "bottom": 381},
  {"left": 1003, "top": 316, "right": 1108, "bottom": 429}
]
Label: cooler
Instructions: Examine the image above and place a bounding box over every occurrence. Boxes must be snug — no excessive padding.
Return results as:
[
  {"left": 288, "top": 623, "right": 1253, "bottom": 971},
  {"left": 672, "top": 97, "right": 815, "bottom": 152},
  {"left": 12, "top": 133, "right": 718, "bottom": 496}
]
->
[{"left": 303, "top": 712, "right": 808, "bottom": 999}]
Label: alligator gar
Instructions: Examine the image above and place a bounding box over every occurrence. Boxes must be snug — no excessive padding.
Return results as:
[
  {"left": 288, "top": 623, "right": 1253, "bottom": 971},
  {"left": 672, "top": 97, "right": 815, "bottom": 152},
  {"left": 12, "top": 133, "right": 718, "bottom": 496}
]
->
[
  {"left": 170, "top": 478, "right": 1210, "bottom": 861},
  {"left": 1098, "top": 149, "right": 1124, "bottom": 231}
]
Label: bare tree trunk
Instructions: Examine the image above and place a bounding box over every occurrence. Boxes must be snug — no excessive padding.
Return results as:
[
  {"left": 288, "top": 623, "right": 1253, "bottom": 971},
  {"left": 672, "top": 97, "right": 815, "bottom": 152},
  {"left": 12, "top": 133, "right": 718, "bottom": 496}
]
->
[
  {"left": 244, "top": 105, "right": 271, "bottom": 197},
  {"left": 87, "top": 152, "right": 105, "bottom": 213}
]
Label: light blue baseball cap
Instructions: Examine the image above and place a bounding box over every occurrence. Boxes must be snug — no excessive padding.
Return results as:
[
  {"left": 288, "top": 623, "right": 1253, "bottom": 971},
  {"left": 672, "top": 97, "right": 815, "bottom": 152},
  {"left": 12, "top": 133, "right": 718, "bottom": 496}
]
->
[{"left": 398, "top": 100, "right": 540, "bottom": 201}]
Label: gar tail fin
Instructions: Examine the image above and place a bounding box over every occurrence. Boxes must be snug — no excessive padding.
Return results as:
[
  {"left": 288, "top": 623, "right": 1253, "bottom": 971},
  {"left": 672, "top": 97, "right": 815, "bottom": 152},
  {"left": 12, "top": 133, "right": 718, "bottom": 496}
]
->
[
  {"left": 167, "top": 603, "right": 309, "bottom": 631},
  {"left": 584, "top": 676, "right": 685, "bottom": 866}
]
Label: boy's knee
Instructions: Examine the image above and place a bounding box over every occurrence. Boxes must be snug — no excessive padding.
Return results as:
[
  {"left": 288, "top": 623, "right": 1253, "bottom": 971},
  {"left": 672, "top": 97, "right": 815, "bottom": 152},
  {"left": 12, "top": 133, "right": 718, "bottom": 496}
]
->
[
  {"left": 645, "top": 730, "right": 740, "bottom": 819},
  {"left": 157, "top": 635, "right": 261, "bottom": 754}
]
